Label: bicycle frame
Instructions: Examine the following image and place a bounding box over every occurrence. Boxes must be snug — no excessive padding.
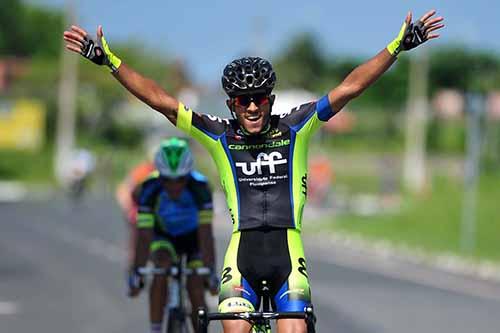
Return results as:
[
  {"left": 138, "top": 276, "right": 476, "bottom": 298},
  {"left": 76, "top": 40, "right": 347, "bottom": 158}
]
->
[
  {"left": 139, "top": 256, "right": 211, "bottom": 333},
  {"left": 197, "top": 280, "right": 316, "bottom": 333}
]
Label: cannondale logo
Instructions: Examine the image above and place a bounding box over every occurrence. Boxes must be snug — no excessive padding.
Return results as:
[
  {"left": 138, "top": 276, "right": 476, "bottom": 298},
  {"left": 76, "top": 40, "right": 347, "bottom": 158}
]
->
[{"left": 235, "top": 152, "right": 287, "bottom": 175}]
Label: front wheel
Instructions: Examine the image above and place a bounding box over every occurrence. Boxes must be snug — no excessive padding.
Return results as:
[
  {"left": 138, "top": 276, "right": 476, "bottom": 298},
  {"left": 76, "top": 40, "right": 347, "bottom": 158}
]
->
[{"left": 166, "top": 308, "right": 189, "bottom": 333}]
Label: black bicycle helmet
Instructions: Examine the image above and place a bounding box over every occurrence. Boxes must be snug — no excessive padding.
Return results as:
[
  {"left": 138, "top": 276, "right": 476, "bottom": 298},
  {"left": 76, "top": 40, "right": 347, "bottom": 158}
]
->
[{"left": 221, "top": 57, "right": 276, "bottom": 97}]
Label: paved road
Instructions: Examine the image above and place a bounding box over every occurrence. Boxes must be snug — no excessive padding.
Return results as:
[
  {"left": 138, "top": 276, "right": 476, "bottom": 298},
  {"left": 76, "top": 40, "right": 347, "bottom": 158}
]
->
[{"left": 1, "top": 195, "right": 500, "bottom": 333}]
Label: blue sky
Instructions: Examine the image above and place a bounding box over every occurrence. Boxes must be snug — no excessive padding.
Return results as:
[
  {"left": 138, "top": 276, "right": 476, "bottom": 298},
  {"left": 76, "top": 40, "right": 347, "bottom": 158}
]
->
[{"left": 36, "top": 0, "right": 499, "bottom": 85}]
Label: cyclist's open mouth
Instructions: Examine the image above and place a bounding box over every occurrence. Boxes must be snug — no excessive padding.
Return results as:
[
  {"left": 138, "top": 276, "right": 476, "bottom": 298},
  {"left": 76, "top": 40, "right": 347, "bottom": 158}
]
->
[{"left": 246, "top": 115, "right": 261, "bottom": 121}]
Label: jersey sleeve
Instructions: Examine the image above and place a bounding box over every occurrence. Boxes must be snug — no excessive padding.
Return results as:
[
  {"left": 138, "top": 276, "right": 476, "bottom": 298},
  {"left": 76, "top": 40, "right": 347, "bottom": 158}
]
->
[
  {"left": 176, "top": 102, "right": 229, "bottom": 151},
  {"left": 136, "top": 176, "right": 161, "bottom": 229},
  {"left": 280, "top": 95, "right": 337, "bottom": 136}
]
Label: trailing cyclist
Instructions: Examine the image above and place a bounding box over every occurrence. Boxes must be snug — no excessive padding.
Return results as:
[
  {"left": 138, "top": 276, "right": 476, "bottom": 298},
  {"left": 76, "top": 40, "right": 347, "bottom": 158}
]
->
[
  {"left": 127, "top": 138, "right": 218, "bottom": 333},
  {"left": 115, "top": 156, "right": 155, "bottom": 265},
  {"left": 63, "top": 9, "right": 444, "bottom": 333}
]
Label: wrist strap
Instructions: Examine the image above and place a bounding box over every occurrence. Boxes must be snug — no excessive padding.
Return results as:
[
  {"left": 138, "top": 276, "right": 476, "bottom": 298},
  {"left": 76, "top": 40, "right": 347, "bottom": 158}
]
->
[
  {"left": 386, "top": 21, "right": 408, "bottom": 57},
  {"left": 100, "top": 35, "right": 122, "bottom": 73}
]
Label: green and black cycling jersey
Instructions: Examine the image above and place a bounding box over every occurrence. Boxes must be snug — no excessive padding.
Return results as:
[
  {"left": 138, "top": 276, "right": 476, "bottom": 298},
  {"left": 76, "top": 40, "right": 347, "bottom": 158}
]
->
[{"left": 176, "top": 95, "right": 337, "bottom": 232}]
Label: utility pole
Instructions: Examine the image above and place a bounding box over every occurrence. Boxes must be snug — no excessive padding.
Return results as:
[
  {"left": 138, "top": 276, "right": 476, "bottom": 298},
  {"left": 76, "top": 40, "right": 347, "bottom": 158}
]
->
[
  {"left": 54, "top": 0, "right": 78, "bottom": 186},
  {"left": 460, "top": 93, "right": 484, "bottom": 253},
  {"left": 403, "top": 51, "right": 429, "bottom": 193}
]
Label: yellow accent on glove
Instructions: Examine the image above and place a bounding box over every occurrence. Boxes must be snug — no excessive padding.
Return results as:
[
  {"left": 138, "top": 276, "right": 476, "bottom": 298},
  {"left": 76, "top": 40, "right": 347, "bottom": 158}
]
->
[
  {"left": 387, "top": 21, "right": 407, "bottom": 57},
  {"left": 100, "top": 35, "right": 122, "bottom": 73}
]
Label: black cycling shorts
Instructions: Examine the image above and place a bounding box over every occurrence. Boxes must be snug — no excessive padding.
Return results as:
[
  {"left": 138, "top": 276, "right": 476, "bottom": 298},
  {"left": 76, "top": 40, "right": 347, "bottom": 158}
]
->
[
  {"left": 218, "top": 227, "right": 311, "bottom": 312},
  {"left": 150, "top": 229, "right": 202, "bottom": 268}
]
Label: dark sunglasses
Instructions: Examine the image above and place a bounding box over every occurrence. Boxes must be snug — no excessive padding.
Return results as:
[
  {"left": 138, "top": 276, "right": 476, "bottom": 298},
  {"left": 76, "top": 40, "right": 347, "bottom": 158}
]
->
[
  {"left": 233, "top": 94, "right": 270, "bottom": 107},
  {"left": 160, "top": 176, "right": 187, "bottom": 184}
]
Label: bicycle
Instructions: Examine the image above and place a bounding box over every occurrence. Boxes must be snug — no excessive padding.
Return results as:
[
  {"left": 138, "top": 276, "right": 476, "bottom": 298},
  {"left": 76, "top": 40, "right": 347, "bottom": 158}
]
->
[
  {"left": 197, "top": 280, "right": 316, "bottom": 333},
  {"left": 139, "top": 256, "right": 212, "bottom": 333}
]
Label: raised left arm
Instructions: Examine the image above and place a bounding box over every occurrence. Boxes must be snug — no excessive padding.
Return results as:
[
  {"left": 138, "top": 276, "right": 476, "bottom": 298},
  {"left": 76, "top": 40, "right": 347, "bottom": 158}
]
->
[{"left": 328, "top": 9, "right": 444, "bottom": 112}]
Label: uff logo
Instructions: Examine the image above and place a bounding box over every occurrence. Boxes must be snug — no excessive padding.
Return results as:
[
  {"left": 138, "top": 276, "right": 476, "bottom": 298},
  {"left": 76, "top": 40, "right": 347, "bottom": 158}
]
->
[{"left": 235, "top": 152, "right": 287, "bottom": 175}]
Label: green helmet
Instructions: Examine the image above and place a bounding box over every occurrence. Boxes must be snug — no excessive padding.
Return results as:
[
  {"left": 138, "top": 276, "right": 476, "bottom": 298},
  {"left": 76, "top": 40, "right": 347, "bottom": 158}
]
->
[{"left": 154, "top": 137, "right": 193, "bottom": 178}]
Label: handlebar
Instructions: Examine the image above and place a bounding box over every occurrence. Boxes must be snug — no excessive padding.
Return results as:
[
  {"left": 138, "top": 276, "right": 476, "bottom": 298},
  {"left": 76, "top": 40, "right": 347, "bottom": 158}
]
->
[
  {"left": 197, "top": 306, "right": 316, "bottom": 333},
  {"left": 206, "top": 311, "right": 310, "bottom": 321},
  {"left": 138, "top": 266, "right": 211, "bottom": 277}
]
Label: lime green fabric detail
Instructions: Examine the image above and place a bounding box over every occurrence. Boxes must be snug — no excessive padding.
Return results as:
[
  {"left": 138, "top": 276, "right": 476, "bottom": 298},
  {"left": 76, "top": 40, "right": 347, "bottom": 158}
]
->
[
  {"left": 286, "top": 229, "right": 311, "bottom": 300},
  {"left": 198, "top": 210, "right": 213, "bottom": 224},
  {"left": 177, "top": 102, "right": 193, "bottom": 134},
  {"left": 187, "top": 259, "right": 203, "bottom": 269},
  {"left": 291, "top": 113, "right": 322, "bottom": 230},
  {"left": 218, "top": 231, "right": 248, "bottom": 313},
  {"left": 100, "top": 35, "right": 122, "bottom": 72},
  {"left": 387, "top": 21, "right": 408, "bottom": 56},
  {"left": 150, "top": 240, "right": 178, "bottom": 261},
  {"left": 137, "top": 213, "right": 154, "bottom": 228},
  {"left": 147, "top": 170, "right": 160, "bottom": 180}
]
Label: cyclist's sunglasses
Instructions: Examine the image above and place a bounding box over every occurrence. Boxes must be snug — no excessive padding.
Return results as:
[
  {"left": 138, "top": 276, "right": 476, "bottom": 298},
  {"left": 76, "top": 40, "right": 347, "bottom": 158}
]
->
[
  {"left": 232, "top": 93, "right": 270, "bottom": 107},
  {"left": 160, "top": 176, "right": 187, "bottom": 184}
]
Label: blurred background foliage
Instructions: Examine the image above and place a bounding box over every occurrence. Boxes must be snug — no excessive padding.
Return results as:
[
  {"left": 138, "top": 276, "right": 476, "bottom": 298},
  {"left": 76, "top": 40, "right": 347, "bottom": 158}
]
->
[
  {"left": 2, "top": 1, "right": 499, "bottom": 150},
  {"left": 2, "top": 0, "right": 500, "bottom": 181}
]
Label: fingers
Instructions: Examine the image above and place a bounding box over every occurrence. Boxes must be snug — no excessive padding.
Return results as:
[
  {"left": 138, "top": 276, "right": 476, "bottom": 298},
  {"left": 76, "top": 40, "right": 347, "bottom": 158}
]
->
[
  {"left": 424, "top": 16, "right": 444, "bottom": 27},
  {"left": 63, "top": 33, "right": 84, "bottom": 53},
  {"left": 70, "top": 25, "right": 88, "bottom": 38},
  {"left": 63, "top": 31, "right": 85, "bottom": 46},
  {"left": 65, "top": 44, "right": 82, "bottom": 54},
  {"left": 416, "top": 9, "right": 445, "bottom": 41},
  {"left": 405, "top": 11, "right": 412, "bottom": 24},
  {"left": 426, "top": 24, "right": 445, "bottom": 34},
  {"left": 97, "top": 25, "right": 103, "bottom": 39},
  {"left": 419, "top": 9, "right": 436, "bottom": 22},
  {"left": 425, "top": 23, "right": 445, "bottom": 40},
  {"left": 426, "top": 34, "right": 440, "bottom": 40},
  {"left": 63, "top": 25, "right": 87, "bottom": 53}
]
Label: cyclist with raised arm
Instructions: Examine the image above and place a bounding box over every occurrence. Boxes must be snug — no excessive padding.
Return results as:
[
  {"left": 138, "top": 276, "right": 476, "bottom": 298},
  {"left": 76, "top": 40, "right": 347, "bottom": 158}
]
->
[
  {"left": 64, "top": 9, "right": 444, "bottom": 333},
  {"left": 127, "top": 138, "right": 218, "bottom": 333}
]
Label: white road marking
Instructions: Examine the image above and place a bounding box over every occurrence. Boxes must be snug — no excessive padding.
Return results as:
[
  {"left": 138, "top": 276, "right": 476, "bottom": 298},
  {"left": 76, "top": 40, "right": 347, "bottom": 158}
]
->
[{"left": 0, "top": 301, "right": 20, "bottom": 315}]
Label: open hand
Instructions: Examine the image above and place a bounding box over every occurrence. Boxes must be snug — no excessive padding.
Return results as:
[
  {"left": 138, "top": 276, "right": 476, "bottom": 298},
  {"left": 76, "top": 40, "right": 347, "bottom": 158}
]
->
[
  {"left": 63, "top": 25, "right": 121, "bottom": 72},
  {"left": 402, "top": 9, "right": 445, "bottom": 49}
]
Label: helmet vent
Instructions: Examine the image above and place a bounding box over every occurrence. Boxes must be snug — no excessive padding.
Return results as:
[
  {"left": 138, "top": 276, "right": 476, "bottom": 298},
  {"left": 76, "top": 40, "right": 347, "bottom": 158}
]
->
[{"left": 221, "top": 56, "right": 276, "bottom": 97}]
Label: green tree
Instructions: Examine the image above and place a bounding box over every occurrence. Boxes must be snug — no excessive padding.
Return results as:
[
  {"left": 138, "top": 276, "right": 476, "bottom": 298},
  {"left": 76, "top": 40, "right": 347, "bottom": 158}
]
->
[
  {"left": 0, "top": 0, "right": 63, "bottom": 57},
  {"left": 429, "top": 46, "right": 500, "bottom": 93},
  {"left": 273, "top": 32, "right": 327, "bottom": 92}
]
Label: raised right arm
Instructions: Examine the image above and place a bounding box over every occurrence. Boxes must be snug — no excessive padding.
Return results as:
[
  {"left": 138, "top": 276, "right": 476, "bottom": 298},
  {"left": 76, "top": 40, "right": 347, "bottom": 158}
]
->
[
  {"left": 113, "top": 63, "right": 179, "bottom": 125},
  {"left": 63, "top": 25, "right": 179, "bottom": 125}
]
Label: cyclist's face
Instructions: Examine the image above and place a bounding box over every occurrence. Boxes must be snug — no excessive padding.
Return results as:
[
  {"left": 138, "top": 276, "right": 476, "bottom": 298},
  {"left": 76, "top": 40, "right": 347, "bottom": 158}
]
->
[
  {"left": 161, "top": 176, "right": 188, "bottom": 200},
  {"left": 228, "top": 94, "right": 274, "bottom": 134}
]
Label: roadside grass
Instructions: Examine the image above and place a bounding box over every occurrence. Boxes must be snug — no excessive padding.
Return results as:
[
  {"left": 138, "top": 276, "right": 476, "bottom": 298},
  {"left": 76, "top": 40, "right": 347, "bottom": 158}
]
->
[
  {"left": 0, "top": 148, "right": 55, "bottom": 184},
  {"left": 0, "top": 143, "right": 218, "bottom": 189},
  {"left": 0, "top": 144, "right": 144, "bottom": 186},
  {"left": 317, "top": 175, "right": 500, "bottom": 262}
]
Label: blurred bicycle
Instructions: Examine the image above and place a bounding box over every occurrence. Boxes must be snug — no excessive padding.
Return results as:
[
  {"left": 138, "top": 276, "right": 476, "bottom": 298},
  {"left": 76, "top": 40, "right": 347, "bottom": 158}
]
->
[{"left": 138, "top": 255, "right": 216, "bottom": 333}]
